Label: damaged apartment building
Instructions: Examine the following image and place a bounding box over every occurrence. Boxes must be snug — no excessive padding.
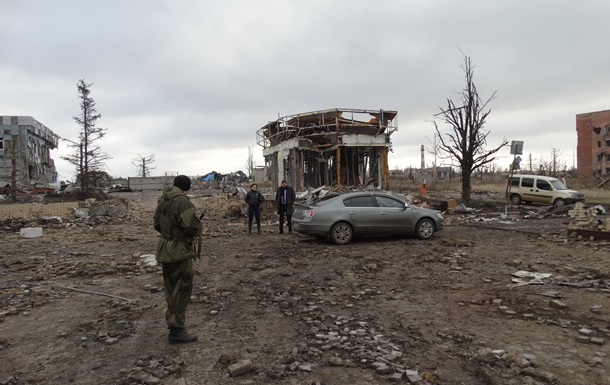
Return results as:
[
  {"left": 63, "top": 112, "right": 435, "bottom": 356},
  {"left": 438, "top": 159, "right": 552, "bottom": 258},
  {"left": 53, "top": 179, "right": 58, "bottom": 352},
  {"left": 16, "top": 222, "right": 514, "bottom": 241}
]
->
[
  {"left": 576, "top": 109, "right": 610, "bottom": 178},
  {"left": 257, "top": 108, "right": 397, "bottom": 190},
  {"left": 0, "top": 116, "right": 59, "bottom": 187}
]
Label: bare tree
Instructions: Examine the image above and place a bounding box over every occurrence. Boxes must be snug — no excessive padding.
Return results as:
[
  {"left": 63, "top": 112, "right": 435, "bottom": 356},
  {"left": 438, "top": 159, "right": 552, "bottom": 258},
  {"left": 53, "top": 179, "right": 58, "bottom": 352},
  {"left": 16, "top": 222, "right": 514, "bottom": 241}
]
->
[
  {"left": 434, "top": 55, "right": 508, "bottom": 203},
  {"left": 425, "top": 129, "right": 446, "bottom": 182},
  {"left": 245, "top": 145, "right": 255, "bottom": 178},
  {"left": 62, "top": 79, "right": 110, "bottom": 196},
  {"left": 550, "top": 148, "right": 564, "bottom": 177},
  {"left": 132, "top": 154, "right": 156, "bottom": 177}
]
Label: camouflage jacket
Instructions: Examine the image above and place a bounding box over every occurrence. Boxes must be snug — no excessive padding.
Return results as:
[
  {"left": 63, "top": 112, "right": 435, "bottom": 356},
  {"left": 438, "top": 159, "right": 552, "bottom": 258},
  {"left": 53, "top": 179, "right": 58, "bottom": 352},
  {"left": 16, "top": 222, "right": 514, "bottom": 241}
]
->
[{"left": 153, "top": 186, "right": 202, "bottom": 263}]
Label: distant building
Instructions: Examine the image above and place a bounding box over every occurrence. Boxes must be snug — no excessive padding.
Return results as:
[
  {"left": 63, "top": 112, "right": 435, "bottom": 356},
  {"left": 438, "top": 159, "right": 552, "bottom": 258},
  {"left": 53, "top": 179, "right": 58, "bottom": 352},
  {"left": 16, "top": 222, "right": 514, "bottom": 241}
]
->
[
  {"left": 0, "top": 116, "right": 59, "bottom": 186},
  {"left": 392, "top": 166, "right": 455, "bottom": 182},
  {"left": 431, "top": 166, "right": 454, "bottom": 180},
  {"left": 576, "top": 109, "right": 610, "bottom": 177},
  {"left": 251, "top": 166, "right": 267, "bottom": 183},
  {"left": 257, "top": 108, "right": 397, "bottom": 190}
]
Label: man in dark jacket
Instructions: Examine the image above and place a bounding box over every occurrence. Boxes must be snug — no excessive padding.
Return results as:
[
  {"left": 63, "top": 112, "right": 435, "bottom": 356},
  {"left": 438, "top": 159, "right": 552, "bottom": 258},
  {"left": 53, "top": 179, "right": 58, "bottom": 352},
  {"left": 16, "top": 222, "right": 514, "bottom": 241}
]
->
[
  {"left": 153, "top": 175, "right": 201, "bottom": 344},
  {"left": 275, "top": 179, "right": 296, "bottom": 234},
  {"left": 244, "top": 183, "right": 264, "bottom": 234}
]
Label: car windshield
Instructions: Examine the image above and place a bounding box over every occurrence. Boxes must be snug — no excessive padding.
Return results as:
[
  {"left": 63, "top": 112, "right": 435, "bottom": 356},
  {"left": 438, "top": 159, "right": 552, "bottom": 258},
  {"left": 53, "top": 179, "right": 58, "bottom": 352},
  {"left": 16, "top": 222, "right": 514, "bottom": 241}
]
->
[{"left": 549, "top": 179, "right": 567, "bottom": 190}]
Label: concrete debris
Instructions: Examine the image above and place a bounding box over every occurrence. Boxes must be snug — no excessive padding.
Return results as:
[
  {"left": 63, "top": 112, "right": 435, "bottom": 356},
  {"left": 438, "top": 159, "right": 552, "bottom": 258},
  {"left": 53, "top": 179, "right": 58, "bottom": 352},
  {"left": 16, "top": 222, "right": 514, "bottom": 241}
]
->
[
  {"left": 594, "top": 205, "right": 606, "bottom": 215},
  {"left": 449, "top": 203, "right": 476, "bottom": 214},
  {"left": 227, "top": 359, "right": 254, "bottom": 377},
  {"left": 549, "top": 299, "right": 568, "bottom": 309},
  {"left": 509, "top": 271, "right": 552, "bottom": 287},
  {"left": 73, "top": 208, "right": 89, "bottom": 219},
  {"left": 124, "top": 356, "right": 185, "bottom": 383},
  {"left": 568, "top": 202, "right": 610, "bottom": 231},
  {"left": 404, "top": 369, "right": 423, "bottom": 383},
  {"left": 519, "top": 367, "right": 555, "bottom": 383},
  {"left": 19, "top": 227, "right": 42, "bottom": 238},
  {"left": 139, "top": 254, "right": 158, "bottom": 267}
]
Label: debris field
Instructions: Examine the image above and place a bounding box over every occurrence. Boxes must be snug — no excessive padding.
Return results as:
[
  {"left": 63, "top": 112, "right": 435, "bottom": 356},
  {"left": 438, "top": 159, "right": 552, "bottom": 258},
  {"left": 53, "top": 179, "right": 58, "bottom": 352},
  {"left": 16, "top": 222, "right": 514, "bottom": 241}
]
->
[{"left": 0, "top": 190, "right": 608, "bottom": 385}]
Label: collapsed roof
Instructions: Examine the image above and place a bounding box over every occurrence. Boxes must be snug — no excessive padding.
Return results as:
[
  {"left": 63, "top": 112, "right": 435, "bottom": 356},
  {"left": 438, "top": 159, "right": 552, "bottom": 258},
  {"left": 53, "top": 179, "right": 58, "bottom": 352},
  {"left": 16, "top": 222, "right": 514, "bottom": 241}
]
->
[{"left": 257, "top": 108, "right": 398, "bottom": 148}]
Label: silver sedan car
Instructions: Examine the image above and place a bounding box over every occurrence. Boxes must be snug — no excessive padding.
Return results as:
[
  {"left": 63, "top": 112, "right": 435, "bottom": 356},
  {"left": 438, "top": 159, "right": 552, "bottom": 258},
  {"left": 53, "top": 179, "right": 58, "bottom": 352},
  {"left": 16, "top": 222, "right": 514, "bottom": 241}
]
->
[{"left": 292, "top": 191, "right": 444, "bottom": 244}]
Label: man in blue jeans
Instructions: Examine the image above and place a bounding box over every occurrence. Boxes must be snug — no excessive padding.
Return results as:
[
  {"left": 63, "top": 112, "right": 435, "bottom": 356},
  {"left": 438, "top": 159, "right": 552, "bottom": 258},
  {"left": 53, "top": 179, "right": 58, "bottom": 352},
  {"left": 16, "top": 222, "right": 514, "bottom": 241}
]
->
[{"left": 275, "top": 179, "right": 295, "bottom": 234}]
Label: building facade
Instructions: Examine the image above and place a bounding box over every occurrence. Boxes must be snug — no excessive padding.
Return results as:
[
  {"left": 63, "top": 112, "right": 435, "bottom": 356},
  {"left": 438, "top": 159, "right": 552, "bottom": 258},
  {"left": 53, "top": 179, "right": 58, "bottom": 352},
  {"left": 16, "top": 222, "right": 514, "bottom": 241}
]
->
[
  {"left": 0, "top": 116, "right": 59, "bottom": 187},
  {"left": 257, "top": 108, "right": 397, "bottom": 190},
  {"left": 576, "top": 109, "right": 610, "bottom": 177}
]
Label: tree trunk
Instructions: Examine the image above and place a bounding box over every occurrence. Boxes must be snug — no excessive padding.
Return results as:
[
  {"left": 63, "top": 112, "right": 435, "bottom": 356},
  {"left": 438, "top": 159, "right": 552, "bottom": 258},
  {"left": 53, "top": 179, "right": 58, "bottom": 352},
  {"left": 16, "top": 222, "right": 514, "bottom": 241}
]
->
[{"left": 461, "top": 170, "right": 472, "bottom": 203}]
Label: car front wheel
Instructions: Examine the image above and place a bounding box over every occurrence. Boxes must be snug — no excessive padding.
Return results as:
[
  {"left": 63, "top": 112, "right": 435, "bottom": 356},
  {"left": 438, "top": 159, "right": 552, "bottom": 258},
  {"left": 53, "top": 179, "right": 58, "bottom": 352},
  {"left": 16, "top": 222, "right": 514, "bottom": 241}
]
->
[
  {"left": 330, "top": 222, "right": 353, "bottom": 245},
  {"left": 553, "top": 198, "right": 566, "bottom": 207},
  {"left": 415, "top": 218, "right": 435, "bottom": 240},
  {"left": 510, "top": 194, "right": 522, "bottom": 205}
]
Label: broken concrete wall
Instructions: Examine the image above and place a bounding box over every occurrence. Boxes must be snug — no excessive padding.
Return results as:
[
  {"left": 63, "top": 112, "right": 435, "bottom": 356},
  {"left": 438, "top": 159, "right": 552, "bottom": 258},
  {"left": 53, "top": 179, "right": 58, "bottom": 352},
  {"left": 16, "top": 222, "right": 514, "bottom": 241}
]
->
[
  {"left": 127, "top": 176, "right": 174, "bottom": 191},
  {"left": 0, "top": 201, "right": 76, "bottom": 220},
  {"left": 0, "top": 198, "right": 130, "bottom": 220},
  {"left": 0, "top": 116, "right": 59, "bottom": 187}
]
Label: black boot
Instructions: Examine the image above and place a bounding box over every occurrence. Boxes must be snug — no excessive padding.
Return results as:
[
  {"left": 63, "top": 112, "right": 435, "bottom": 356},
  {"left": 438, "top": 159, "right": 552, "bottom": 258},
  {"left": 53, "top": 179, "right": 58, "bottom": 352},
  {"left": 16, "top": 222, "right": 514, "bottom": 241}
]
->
[
  {"left": 257, "top": 224, "right": 261, "bottom": 234},
  {"left": 168, "top": 327, "right": 198, "bottom": 344},
  {"left": 248, "top": 223, "right": 252, "bottom": 235}
]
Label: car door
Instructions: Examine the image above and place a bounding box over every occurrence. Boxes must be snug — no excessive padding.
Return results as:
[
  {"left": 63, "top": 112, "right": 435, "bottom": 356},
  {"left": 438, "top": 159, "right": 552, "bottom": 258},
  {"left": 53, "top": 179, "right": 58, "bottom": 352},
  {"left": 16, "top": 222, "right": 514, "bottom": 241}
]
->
[
  {"left": 342, "top": 195, "right": 380, "bottom": 235},
  {"left": 520, "top": 177, "right": 543, "bottom": 203},
  {"left": 374, "top": 195, "right": 411, "bottom": 234},
  {"left": 532, "top": 178, "right": 554, "bottom": 204}
]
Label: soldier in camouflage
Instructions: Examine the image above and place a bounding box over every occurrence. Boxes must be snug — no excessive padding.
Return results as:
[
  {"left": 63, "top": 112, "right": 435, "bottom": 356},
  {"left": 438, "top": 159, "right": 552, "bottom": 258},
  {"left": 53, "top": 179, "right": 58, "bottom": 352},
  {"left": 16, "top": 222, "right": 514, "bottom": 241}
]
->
[{"left": 153, "top": 175, "right": 201, "bottom": 344}]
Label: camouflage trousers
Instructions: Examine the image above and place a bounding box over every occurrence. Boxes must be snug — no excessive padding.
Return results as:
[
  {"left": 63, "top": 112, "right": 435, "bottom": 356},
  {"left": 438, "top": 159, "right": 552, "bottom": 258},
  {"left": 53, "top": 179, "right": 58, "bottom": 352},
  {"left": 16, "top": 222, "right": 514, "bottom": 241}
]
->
[{"left": 162, "top": 258, "right": 193, "bottom": 329}]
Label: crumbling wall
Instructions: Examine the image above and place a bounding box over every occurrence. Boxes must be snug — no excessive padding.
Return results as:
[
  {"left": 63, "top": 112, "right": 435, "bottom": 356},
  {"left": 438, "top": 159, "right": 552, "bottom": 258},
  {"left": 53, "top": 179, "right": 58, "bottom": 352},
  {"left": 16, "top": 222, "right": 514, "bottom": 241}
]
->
[
  {"left": 127, "top": 176, "right": 174, "bottom": 191},
  {"left": 257, "top": 108, "right": 397, "bottom": 190}
]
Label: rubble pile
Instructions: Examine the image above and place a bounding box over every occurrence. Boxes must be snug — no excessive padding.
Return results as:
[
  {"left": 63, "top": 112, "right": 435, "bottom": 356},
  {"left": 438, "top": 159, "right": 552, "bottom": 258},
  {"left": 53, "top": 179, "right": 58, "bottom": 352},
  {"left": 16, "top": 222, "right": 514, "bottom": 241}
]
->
[
  {"left": 568, "top": 202, "right": 610, "bottom": 231},
  {"left": 1, "top": 252, "right": 159, "bottom": 321},
  {"left": 1, "top": 189, "right": 609, "bottom": 384},
  {"left": 67, "top": 299, "right": 143, "bottom": 347},
  {"left": 117, "top": 355, "right": 185, "bottom": 385},
  {"left": 192, "top": 196, "right": 246, "bottom": 219}
]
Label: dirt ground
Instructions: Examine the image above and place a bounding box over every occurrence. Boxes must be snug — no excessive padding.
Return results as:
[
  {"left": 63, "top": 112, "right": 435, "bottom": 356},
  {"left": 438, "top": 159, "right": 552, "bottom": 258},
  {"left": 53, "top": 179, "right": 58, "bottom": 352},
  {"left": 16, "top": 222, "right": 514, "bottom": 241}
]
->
[{"left": 1, "top": 190, "right": 608, "bottom": 385}]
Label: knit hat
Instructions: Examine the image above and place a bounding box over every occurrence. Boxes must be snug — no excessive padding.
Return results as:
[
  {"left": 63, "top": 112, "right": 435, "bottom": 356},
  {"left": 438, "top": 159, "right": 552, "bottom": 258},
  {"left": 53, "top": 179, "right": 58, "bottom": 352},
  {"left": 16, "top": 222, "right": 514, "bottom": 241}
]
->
[{"left": 173, "top": 175, "right": 191, "bottom": 191}]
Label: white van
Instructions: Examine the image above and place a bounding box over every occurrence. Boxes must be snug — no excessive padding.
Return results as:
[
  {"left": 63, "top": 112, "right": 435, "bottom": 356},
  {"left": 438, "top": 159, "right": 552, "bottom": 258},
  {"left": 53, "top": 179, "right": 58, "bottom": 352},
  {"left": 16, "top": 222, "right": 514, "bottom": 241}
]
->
[{"left": 506, "top": 174, "right": 585, "bottom": 207}]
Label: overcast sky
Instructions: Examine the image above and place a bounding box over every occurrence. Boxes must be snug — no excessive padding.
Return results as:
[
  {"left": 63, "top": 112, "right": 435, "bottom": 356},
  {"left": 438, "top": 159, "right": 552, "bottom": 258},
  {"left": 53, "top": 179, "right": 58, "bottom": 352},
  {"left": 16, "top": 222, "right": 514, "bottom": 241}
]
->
[{"left": 2, "top": 0, "right": 610, "bottom": 181}]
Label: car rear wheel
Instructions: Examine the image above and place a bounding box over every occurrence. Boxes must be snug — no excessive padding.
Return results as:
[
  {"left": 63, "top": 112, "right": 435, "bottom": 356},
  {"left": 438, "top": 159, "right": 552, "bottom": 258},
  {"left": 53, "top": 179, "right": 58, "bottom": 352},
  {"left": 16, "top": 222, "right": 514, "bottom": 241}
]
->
[
  {"left": 415, "top": 218, "right": 435, "bottom": 240},
  {"left": 510, "top": 194, "right": 522, "bottom": 205},
  {"left": 553, "top": 198, "right": 566, "bottom": 207},
  {"left": 330, "top": 222, "right": 353, "bottom": 245}
]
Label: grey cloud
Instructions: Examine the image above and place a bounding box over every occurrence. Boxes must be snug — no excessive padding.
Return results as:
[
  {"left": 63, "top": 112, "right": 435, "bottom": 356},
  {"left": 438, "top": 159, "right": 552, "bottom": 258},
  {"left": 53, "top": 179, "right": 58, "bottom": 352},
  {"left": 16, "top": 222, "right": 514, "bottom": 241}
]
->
[{"left": 2, "top": 0, "right": 609, "bottom": 179}]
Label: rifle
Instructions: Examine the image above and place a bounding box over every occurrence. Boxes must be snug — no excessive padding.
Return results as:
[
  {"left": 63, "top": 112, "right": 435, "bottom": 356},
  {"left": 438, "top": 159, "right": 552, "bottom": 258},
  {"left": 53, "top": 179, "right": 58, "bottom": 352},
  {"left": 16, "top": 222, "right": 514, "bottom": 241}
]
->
[{"left": 195, "top": 210, "right": 206, "bottom": 259}]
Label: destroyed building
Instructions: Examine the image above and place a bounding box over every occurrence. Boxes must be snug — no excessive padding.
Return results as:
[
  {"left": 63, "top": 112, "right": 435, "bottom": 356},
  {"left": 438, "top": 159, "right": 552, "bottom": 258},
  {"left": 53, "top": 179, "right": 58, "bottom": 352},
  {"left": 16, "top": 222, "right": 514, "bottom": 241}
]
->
[
  {"left": 257, "top": 108, "right": 397, "bottom": 190},
  {"left": 0, "top": 116, "right": 59, "bottom": 186},
  {"left": 576, "top": 109, "right": 610, "bottom": 177}
]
